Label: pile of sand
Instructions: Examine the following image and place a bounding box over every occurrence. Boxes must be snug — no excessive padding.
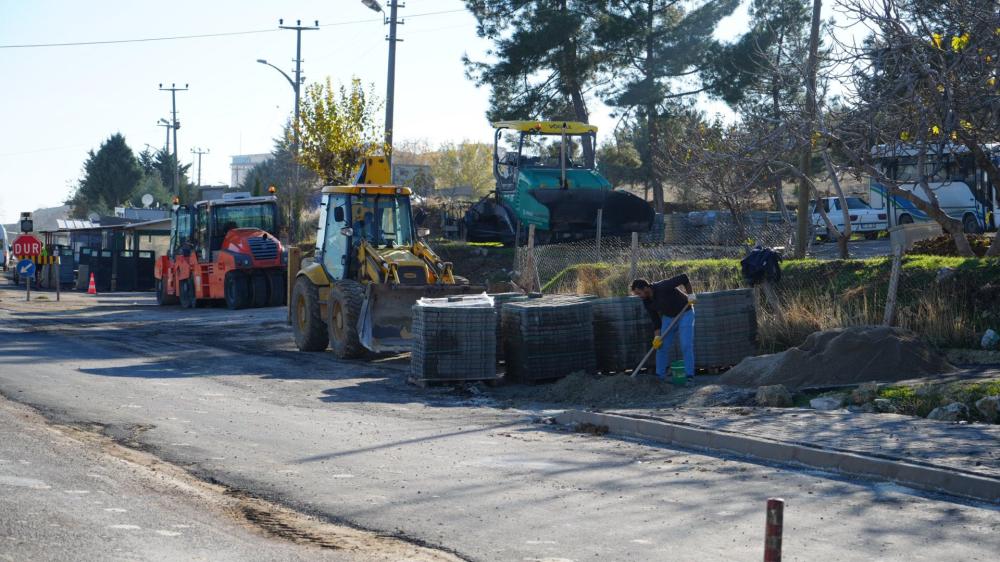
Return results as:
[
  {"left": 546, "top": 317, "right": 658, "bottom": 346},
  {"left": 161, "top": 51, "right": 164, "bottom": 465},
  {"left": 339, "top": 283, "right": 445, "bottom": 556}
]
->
[
  {"left": 541, "top": 372, "right": 675, "bottom": 407},
  {"left": 718, "top": 326, "right": 956, "bottom": 389}
]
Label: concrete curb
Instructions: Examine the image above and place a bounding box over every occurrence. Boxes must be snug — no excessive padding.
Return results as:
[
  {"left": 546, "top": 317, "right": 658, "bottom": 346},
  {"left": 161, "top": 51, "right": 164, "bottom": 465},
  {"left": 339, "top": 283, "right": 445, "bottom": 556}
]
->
[{"left": 556, "top": 410, "right": 1000, "bottom": 504}]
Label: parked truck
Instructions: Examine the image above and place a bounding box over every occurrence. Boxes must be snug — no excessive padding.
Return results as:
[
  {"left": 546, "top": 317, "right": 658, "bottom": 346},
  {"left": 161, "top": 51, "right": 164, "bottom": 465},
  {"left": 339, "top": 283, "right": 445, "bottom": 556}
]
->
[{"left": 155, "top": 193, "right": 287, "bottom": 309}]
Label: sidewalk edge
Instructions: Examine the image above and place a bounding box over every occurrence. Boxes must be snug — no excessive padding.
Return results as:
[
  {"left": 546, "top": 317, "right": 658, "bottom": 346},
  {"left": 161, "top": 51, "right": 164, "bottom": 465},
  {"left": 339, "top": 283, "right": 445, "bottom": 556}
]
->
[{"left": 555, "top": 410, "right": 1000, "bottom": 504}]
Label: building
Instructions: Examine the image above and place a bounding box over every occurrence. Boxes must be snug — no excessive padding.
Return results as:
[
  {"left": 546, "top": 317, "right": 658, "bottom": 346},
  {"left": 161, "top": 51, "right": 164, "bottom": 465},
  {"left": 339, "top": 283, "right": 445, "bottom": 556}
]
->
[
  {"left": 114, "top": 207, "right": 170, "bottom": 222},
  {"left": 231, "top": 154, "right": 273, "bottom": 188}
]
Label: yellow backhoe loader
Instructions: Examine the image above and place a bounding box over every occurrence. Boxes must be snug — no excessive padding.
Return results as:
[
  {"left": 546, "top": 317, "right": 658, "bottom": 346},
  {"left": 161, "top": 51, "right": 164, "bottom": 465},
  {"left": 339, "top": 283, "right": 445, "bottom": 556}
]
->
[{"left": 289, "top": 157, "right": 479, "bottom": 358}]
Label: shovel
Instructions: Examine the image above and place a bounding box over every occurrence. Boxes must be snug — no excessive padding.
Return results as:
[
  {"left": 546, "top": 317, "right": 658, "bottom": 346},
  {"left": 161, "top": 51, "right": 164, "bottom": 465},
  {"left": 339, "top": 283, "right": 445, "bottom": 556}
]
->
[{"left": 630, "top": 302, "right": 692, "bottom": 378}]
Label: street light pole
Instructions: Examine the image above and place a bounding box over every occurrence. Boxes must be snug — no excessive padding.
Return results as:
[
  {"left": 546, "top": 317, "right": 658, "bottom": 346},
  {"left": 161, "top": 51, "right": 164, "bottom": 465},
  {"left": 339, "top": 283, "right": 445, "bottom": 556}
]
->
[
  {"left": 258, "top": 20, "right": 318, "bottom": 243},
  {"left": 159, "top": 83, "right": 188, "bottom": 197},
  {"left": 363, "top": 0, "right": 403, "bottom": 168},
  {"left": 191, "top": 148, "right": 209, "bottom": 188},
  {"left": 156, "top": 118, "right": 171, "bottom": 156}
]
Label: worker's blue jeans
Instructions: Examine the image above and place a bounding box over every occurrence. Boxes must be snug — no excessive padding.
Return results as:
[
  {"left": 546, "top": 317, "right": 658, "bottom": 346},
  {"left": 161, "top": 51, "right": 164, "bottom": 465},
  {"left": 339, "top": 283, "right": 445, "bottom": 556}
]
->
[{"left": 655, "top": 310, "right": 695, "bottom": 379}]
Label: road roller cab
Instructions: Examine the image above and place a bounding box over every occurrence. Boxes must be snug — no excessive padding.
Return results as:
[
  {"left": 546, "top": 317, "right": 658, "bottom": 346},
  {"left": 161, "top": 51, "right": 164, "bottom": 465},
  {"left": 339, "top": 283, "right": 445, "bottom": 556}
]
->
[{"left": 155, "top": 193, "right": 287, "bottom": 309}]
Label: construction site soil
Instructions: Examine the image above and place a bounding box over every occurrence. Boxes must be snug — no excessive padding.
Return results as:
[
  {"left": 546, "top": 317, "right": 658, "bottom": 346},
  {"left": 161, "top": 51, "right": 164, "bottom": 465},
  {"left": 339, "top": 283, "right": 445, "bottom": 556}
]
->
[
  {"left": 492, "top": 372, "right": 755, "bottom": 409},
  {"left": 718, "top": 326, "right": 957, "bottom": 389}
]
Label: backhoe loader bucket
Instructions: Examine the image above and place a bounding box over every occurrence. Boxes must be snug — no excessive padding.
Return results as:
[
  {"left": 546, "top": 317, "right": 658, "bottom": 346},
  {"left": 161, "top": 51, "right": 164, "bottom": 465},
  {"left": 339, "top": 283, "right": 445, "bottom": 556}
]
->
[{"left": 359, "top": 283, "right": 482, "bottom": 353}]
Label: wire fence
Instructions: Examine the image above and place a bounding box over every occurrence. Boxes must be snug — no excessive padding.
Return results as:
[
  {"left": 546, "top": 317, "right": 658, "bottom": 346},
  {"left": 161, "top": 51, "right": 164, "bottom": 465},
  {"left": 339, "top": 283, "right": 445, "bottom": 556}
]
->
[
  {"left": 514, "top": 220, "right": 993, "bottom": 354},
  {"left": 516, "top": 212, "right": 797, "bottom": 290}
]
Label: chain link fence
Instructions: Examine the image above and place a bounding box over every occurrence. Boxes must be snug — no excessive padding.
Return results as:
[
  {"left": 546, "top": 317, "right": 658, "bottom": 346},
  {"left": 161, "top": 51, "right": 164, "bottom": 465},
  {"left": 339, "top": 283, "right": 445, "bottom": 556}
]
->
[
  {"left": 513, "top": 219, "right": 994, "bottom": 354},
  {"left": 517, "top": 211, "right": 796, "bottom": 290}
]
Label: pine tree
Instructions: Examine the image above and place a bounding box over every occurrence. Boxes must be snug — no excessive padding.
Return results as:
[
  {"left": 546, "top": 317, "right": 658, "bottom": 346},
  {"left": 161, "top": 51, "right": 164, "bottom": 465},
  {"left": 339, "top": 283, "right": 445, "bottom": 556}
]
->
[
  {"left": 593, "top": 0, "right": 741, "bottom": 211},
  {"left": 463, "top": 0, "right": 604, "bottom": 161}
]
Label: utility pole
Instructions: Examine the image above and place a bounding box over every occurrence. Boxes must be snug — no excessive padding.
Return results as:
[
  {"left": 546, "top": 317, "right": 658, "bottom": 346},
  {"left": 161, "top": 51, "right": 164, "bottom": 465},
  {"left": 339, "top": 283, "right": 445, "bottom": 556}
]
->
[
  {"left": 159, "top": 83, "right": 188, "bottom": 197},
  {"left": 361, "top": 0, "right": 402, "bottom": 168},
  {"left": 277, "top": 19, "right": 319, "bottom": 153},
  {"left": 274, "top": 19, "right": 318, "bottom": 243},
  {"left": 191, "top": 148, "right": 209, "bottom": 188}
]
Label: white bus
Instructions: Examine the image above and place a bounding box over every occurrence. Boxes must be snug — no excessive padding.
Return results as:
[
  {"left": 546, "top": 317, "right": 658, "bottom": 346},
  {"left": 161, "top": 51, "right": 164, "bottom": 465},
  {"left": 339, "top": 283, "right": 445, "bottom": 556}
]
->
[
  {"left": 868, "top": 144, "right": 998, "bottom": 232},
  {"left": 0, "top": 226, "right": 8, "bottom": 271}
]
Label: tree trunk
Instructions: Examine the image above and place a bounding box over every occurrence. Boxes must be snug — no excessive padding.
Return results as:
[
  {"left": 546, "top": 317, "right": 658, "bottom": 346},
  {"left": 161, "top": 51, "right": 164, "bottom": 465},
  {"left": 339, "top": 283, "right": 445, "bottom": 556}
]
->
[
  {"left": 569, "top": 88, "right": 594, "bottom": 163},
  {"left": 644, "top": 0, "right": 663, "bottom": 213},
  {"left": 820, "top": 148, "right": 851, "bottom": 259},
  {"left": 795, "top": 0, "right": 822, "bottom": 259}
]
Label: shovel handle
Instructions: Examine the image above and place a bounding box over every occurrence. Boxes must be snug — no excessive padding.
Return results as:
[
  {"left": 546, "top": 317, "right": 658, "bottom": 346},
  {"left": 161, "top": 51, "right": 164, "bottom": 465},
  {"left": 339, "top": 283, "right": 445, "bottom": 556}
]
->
[{"left": 629, "top": 302, "right": 692, "bottom": 378}]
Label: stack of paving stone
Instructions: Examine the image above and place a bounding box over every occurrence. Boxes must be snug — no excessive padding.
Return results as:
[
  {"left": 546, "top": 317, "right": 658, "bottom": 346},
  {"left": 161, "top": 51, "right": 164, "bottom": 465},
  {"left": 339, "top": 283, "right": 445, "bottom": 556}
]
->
[
  {"left": 411, "top": 294, "right": 499, "bottom": 385},
  {"left": 489, "top": 292, "right": 529, "bottom": 364},
  {"left": 501, "top": 295, "right": 596, "bottom": 382},
  {"left": 591, "top": 296, "right": 655, "bottom": 373},
  {"left": 667, "top": 288, "right": 757, "bottom": 370}
]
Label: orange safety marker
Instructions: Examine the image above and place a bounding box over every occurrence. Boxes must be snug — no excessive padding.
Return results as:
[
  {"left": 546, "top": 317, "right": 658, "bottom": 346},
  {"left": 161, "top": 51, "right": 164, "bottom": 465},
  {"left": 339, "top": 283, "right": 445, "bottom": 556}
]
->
[{"left": 87, "top": 272, "right": 97, "bottom": 295}]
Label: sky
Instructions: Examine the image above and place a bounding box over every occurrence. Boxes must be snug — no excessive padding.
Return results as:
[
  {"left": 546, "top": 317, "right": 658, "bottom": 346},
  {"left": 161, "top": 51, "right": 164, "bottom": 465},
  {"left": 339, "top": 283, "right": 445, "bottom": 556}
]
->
[{"left": 0, "top": 0, "right": 756, "bottom": 224}]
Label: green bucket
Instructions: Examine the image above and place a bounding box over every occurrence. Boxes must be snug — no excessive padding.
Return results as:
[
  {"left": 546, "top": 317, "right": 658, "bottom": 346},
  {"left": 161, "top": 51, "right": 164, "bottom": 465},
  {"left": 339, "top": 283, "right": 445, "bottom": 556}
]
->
[{"left": 670, "top": 360, "right": 687, "bottom": 385}]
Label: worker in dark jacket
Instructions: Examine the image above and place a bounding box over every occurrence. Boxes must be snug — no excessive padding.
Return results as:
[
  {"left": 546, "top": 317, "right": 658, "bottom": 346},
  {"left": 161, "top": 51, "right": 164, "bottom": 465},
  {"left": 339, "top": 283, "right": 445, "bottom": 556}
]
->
[{"left": 630, "top": 275, "right": 697, "bottom": 380}]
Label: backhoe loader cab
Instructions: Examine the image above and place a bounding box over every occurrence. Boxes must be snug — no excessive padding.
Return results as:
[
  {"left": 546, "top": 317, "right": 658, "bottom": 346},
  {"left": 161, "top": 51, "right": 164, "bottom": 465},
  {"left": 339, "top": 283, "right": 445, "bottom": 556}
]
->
[{"left": 291, "top": 157, "right": 478, "bottom": 359}]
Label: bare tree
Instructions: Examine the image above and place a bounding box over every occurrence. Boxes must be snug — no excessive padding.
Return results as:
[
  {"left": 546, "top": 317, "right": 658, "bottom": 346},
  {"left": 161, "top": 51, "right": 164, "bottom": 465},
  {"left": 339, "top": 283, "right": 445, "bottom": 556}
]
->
[{"left": 829, "top": 0, "right": 1000, "bottom": 257}]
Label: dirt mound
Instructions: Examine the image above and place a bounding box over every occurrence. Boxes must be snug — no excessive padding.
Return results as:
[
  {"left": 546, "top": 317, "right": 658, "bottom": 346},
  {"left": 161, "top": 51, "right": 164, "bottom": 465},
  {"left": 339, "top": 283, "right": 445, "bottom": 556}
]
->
[
  {"left": 718, "top": 326, "right": 956, "bottom": 389},
  {"left": 541, "top": 372, "right": 676, "bottom": 407},
  {"left": 910, "top": 234, "right": 992, "bottom": 257}
]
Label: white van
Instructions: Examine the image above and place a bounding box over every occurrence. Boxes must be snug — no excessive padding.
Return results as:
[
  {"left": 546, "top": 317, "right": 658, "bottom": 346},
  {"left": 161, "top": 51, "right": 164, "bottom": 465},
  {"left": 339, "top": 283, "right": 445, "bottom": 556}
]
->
[{"left": 868, "top": 144, "right": 998, "bottom": 232}]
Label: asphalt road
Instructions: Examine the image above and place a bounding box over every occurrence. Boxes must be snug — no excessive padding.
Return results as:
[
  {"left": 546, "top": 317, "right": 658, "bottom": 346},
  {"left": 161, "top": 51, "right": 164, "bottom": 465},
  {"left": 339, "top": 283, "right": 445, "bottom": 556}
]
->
[
  {"left": 0, "top": 394, "right": 357, "bottom": 562},
  {"left": 1, "top": 281, "right": 998, "bottom": 561}
]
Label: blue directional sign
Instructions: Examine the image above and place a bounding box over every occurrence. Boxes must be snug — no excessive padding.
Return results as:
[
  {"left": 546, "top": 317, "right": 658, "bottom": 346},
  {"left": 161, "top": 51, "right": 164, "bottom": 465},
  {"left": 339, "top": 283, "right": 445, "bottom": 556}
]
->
[{"left": 16, "top": 259, "right": 36, "bottom": 279}]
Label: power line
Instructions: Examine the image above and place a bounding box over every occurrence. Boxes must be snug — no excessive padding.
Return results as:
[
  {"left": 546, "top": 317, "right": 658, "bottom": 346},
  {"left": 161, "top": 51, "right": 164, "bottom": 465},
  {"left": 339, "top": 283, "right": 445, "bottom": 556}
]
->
[
  {"left": 0, "top": 10, "right": 466, "bottom": 49},
  {"left": 0, "top": 28, "right": 277, "bottom": 49}
]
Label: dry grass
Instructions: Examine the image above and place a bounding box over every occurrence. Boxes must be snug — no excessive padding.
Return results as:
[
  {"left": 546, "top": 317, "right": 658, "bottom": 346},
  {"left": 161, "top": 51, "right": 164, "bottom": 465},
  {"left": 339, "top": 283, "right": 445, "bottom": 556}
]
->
[{"left": 549, "top": 257, "right": 994, "bottom": 352}]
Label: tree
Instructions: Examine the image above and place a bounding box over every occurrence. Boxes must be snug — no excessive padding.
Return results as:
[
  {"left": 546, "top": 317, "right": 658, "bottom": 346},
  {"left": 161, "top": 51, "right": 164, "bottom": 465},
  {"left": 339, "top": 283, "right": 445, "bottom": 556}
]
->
[
  {"left": 67, "top": 133, "right": 143, "bottom": 217},
  {"left": 129, "top": 174, "right": 172, "bottom": 209},
  {"left": 829, "top": 0, "right": 1000, "bottom": 257},
  {"left": 594, "top": 0, "right": 742, "bottom": 212},
  {"left": 150, "top": 148, "right": 193, "bottom": 202},
  {"left": 463, "top": 0, "right": 603, "bottom": 161},
  {"left": 297, "top": 77, "right": 387, "bottom": 185},
  {"left": 431, "top": 141, "right": 494, "bottom": 196},
  {"left": 794, "top": 0, "right": 822, "bottom": 258},
  {"left": 241, "top": 129, "right": 317, "bottom": 242},
  {"left": 707, "top": 0, "right": 812, "bottom": 226},
  {"left": 137, "top": 148, "right": 157, "bottom": 177},
  {"left": 597, "top": 130, "right": 644, "bottom": 189}
]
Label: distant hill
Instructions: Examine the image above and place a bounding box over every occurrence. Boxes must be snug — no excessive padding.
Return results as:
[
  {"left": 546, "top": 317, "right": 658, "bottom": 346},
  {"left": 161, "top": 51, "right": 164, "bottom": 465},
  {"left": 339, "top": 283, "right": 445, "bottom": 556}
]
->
[{"left": 2, "top": 204, "right": 70, "bottom": 235}]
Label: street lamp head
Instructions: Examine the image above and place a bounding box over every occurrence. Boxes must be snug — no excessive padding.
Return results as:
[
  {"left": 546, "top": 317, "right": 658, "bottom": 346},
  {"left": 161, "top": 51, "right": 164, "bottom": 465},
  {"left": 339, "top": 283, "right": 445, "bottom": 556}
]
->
[
  {"left": 361, "top": 0, "right": 383, "bottom": 12},
  {"left": 257, "top": 59, "right": 267, "bottom": 64}
]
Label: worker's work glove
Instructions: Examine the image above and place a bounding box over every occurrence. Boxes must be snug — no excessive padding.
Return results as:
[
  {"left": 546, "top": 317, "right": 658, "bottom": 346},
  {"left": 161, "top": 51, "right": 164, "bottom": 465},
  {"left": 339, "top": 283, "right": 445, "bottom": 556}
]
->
[
  {"left": 687, "top": 293, "right": 698, "bottom": 305},
  {"left": 652, "top": 336, "right": 663, "bottom": 350}
]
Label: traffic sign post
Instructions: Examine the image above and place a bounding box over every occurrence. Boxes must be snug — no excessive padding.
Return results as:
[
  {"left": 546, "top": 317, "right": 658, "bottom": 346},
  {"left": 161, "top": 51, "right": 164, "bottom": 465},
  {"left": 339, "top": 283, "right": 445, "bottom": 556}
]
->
[{"left": 16, "top": 259, "right": 35, "bottom": 301}]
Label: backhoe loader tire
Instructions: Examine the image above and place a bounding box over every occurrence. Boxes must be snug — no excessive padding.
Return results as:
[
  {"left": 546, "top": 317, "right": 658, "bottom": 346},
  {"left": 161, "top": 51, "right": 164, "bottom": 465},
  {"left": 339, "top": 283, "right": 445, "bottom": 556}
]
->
[
  {"left": 291, "top": 276, "right": 328, "bottom": 352},
  {"left": 328, "top": 280, "right": 366, "bottom": 359},
  {"left": 156, "top": 278, "right": 179, "bottom": 306},
  {"left": 250, "top": 271, "right": 269, "bottom": 308},
  {"left": 224, "top": 271, "right": 251, "bottom": 310},
  {"left": 267, "top": 271, "right": 286, "bottom": 307},
  {"left": 179, "top": 278, "right": 199, "bottom": 309}
]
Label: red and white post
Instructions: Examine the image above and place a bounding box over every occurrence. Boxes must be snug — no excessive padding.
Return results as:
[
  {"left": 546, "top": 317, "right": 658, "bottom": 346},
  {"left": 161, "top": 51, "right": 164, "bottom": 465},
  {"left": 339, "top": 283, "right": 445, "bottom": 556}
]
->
[{"left": 764, "top": 497, "right": 784, "bottom": 562}]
